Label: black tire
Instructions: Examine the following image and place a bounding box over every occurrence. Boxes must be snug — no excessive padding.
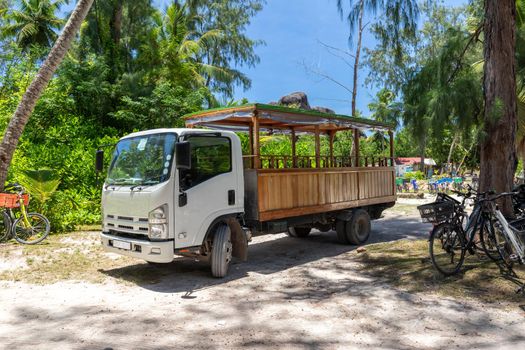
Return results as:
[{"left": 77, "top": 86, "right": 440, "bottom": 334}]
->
[
  {"left": 210, "top": 224, "right": 232, "bottom": 278},
  {"left": 336, "top": 219, "right": 349, "bottom": 244},
  {"left": 346, "top": 209, "right": 371, "bottom": 245},
  {"left": 429, "top": 223, "right": 465, "bottom": 276},
  {"left": 369, "top": 207, "right": 383, "bottom": 220},
  {"left": 478, "top": 220, "right": 501, "bottom": 262},
  {"left": 316, "top": 223, "right": 332, "bottom": 232},
  {"left": 12, "top": 213, "right": 50, "bottom": 245},
  {"left": 0, "top": 212, "right": 11, "bottom": 242},
  {"left": 286, "top": 226, "right": 311, "bottom": 238}
]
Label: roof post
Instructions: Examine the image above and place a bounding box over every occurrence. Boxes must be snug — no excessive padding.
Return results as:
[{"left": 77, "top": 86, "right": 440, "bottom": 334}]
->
[
  {"left": 329, "top": 130, "right": 335, "bottom": 168},
  {"left": 389, "top": 130, "right": 394, "bottom": 166},
  {"left": 353, "top": 128, "right": 360, "bottom": 167},
  {"left": 315, "top": 125, "right": 321, "bottom": 168},
  {"left": 252, "top": 111, "right": 260, "bottom": 169},
  {"left": 249, "top": 122, "right": 254, "bottom": 168},
  {"left": 291, "top": 127, "right": 297, "bottom": 168}
]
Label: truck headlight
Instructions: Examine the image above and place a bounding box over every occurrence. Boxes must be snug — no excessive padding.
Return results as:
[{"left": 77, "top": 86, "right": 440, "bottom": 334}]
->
[{"left": 148, "top": 204, "right": 168, "bottom": 240}]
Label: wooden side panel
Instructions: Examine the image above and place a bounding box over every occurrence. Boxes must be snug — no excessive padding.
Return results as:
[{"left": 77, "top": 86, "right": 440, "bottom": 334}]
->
[{"left": 256, "top": 167, "right": 395, "bottom": 221}]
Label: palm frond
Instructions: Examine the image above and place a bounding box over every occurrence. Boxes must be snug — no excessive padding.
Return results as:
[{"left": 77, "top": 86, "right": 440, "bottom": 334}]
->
[{"left": 19, "top": 168, "right": 61, "bottom": 205}]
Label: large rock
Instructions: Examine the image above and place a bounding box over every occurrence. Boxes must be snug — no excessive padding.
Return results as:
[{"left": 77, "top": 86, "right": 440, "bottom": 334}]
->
[
  {"left": 278, "top": 92, "right": 311, "bottom": 110},
  {"left": 313, "top": 106, "right": 335, "bottom": 114}
]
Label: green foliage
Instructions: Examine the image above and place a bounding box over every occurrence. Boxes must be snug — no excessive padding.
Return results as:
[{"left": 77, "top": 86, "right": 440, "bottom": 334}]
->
[
  {"left": 19, "top": 168, "right": 60, "bottom": 212},
  {"left": 0, "top": 0, "right": 263, "bottom": 233},
  {"left": 403, "top": 171, "right": 425, "bottom": 180},
  {"left": 366, "top": 2, "right": 484, "bottom": 169},
  {"left": 1, "top": 0, "right": 65, "bottom": 55},
  {"left": 111, "top": 82, "right": 210, "bottom": 129}
]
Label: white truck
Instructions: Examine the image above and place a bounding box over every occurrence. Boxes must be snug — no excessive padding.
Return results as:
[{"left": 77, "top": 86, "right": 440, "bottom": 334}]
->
[{"left": 97, "top": 104, "right": 396, "bottom": 277}]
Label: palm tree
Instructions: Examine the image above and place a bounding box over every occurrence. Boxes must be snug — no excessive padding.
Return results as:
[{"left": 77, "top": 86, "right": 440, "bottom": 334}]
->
[
  {"left": 0, "top": 0, "right": 94, "bottom": 191},
  {"left": 369, "top": 88, "right": 401, "bottom": 152},
  {"left": 159, "top": 1, "right": 239, "bottom": 96},
  {"left": 1, "top": 0, "right": 66, "bottom": 53}
]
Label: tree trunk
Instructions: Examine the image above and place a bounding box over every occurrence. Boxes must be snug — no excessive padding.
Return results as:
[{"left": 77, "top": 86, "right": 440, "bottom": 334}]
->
[
  {"left": 419, "top": 137, "right": 425, "bottom": 173},
  {"left": 0, "top": 0, "right": 94, "bottom": 191},
  {"left": 110, "top": 1, "right": 123, "bottom": 46},
  {"left": 457, "top": 140, "right": 474, "bottom": 175},
  {"left": 480, "top": 0, "right": 517, "bottom": 216},
  {"left": 351, "top": 0, "right": 364, "bottom": 117},
  {"left": 446, "top": 133, "right": 458, "bottom": 172}
]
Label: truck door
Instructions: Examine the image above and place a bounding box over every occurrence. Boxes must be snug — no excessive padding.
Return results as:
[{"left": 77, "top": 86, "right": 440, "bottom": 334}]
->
[{"left": 174, "top": 134, "right": 241, "bottom": 248}]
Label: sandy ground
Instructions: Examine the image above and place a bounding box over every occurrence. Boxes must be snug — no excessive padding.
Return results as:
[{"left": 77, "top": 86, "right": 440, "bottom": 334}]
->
[{"left": 1, "top": 201, "right": 524, "bottom": 350}]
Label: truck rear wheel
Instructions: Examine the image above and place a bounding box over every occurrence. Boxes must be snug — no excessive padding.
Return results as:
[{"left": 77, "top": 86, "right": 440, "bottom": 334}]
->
[
  {"left": 336, "top": 219, "right": 349, "bottom": 244},
  {"left": 346, "top": 209, "right": 371, "bottom": 245},
  {"left": 286, "top": 226, "right": 311, "bottom": 238},
  {"left": 210, "top": 224, "right": 232, "bottom": 278}
]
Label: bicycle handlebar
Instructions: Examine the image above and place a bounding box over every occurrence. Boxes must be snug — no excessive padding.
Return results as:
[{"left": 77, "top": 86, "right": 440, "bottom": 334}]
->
[{"left": 482, "top": 191, "right": 518, "bottom": 202}]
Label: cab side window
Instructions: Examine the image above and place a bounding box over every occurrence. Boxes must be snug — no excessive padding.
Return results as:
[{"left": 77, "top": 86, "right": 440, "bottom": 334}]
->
[{"left": 180, "top": 136, "right": 232, "bottom": 190}]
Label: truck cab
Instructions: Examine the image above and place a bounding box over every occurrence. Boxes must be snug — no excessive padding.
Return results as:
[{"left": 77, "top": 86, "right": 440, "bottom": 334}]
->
[{"left": 100, "top": 128, "right": 246, "bottom": 277}]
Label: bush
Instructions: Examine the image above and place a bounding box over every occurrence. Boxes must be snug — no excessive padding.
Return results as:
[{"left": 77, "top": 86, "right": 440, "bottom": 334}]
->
[{"left": 403, "top": 171, "right": 426, "bottom": 180}]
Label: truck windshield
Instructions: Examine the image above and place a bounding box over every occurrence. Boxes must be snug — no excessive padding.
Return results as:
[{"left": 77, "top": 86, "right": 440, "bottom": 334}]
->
[{"left": 107, "top": 133, "right": 177, "bottom": 186}]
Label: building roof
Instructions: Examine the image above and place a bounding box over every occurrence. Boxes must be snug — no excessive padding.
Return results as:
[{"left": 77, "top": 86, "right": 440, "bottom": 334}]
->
[
  {"left": 396, "top": 157, "right": 437, "bottom": 166},
  {"left": 183, "top": 103, "right": 393, "bottom": 133}
]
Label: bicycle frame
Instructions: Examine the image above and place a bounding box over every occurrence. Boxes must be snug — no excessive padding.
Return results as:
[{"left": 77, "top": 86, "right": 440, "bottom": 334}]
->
[
  {"left": 493, "top": 209, "right": 525, "bottom": 264},
  {"left": 17, "top": 195, "right": 31, "bottom": 227}
]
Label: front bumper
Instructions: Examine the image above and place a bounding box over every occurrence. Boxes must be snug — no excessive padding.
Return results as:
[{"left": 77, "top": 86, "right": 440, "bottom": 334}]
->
[{"left": 101, "top": 232, "right": 174, "bottom": 263}]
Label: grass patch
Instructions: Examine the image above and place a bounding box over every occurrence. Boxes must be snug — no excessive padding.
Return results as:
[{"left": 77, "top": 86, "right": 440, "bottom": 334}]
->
[
  {"left": 386, "top": 204, "right": 421, "bottom": 215},
  {"left": 353, "top": 239, "right": 525, "bottom": 305},
  {"left": 0, "top": 231, "right": 179, "bottom": 285}
]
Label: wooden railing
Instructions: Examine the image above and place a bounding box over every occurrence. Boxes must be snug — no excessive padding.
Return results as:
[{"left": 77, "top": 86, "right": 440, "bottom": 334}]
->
[{"left": 243, "top": 155, "right": 395, "bottom": 169}]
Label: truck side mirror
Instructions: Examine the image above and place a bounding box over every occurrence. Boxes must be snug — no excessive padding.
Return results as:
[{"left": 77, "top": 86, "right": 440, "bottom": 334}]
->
[
  {"left": 176, "top": 141, "right": 191, "bottom": 170},
  {"left": 95, "top": 150, "right": 104, "bottom": 172}
]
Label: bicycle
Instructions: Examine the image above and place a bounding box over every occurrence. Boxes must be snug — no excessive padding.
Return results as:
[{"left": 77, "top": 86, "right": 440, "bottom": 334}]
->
[
  {"left": 0, "top": 183, "right": 50, "bottom": 244},
  {"left": 418, "top": 186, "right": 499, "bottom": 276},
  {"left": 481, "top": 192, "right": 525, "bottom": 268}
]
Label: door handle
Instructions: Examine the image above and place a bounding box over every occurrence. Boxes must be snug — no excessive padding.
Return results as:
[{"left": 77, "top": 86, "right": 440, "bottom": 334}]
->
[
  {"left": 179, "top": 192, "right": 187, "bottom": 207},
  {"left": 228, "top": 190, "right": 235, "bottom": 205}
]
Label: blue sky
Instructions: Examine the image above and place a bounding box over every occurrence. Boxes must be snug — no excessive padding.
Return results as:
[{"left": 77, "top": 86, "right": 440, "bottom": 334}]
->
[
  {"left": 66, "top": 0, "right": 467, "bottom": 116},
  {"left": 228, "top": 0, "right": 468, "bottom": 116}
]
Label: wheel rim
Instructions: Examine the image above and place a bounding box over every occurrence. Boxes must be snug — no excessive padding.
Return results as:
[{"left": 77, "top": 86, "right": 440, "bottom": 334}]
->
[
  {"left": 356, "top": 217, "right": 369, "bottom": 241},
  {"left": 479, "top": 222, "right": 501, "bottom": 261},
  {"left": 493, "top": 225, "right": 514, "bottom": 267},
  {"left": 14, "top": 214, "right": 48, "bottom": 243}
]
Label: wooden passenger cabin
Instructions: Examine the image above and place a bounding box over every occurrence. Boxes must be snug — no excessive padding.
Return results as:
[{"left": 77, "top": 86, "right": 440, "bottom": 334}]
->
[{"left": 184, "top": 103, "right": 396, "bottom": 223}]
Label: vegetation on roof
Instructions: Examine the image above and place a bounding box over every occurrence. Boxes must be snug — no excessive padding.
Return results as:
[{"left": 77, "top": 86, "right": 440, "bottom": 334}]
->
[{"left": 183, "top": 103, "right": 394, "bottom": 129}]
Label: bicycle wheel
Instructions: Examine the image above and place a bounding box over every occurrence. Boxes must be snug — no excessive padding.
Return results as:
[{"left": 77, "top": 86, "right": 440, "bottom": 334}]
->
[
  {"left": 429, "top": 223, "right": 466, "bottom": 276},
  {"left": 478, "top": 220, "right": 502, "bottom": 262},
  {"left": 0, "top": 211, "right": 11, "bottom": 242},
  {"left": 492, "top": 223, "right": 516, "bottom": 268},
  {"left": 12, "top": 213, "right": 50, "bottom": 244}
]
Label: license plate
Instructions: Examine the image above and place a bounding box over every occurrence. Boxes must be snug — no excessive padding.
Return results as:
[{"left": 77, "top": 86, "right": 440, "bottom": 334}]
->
[{"left": 112, "top": 239, "right": 131, "bottom": 250}]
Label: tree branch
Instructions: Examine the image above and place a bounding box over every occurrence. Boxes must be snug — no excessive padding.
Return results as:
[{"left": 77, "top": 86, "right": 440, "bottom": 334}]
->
[
  {"left": 299, "top": 60, "right": 353, "bottom": 95},
  {"left": 447, "top": 24, "right": 483, "bottom": 84}
]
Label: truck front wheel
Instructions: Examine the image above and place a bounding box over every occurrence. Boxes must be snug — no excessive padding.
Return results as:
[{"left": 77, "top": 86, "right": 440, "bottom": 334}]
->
[
  {"left": 346, "top": 209, "right": 371, "bottom": 245},
  {"left": 210, "top": 224, "right": 233, "bottom": 278}
]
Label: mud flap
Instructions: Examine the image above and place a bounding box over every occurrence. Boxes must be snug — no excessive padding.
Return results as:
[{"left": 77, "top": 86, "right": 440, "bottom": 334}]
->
[{"left": 226, "top": 218, "right": 248, "bottom": 261}]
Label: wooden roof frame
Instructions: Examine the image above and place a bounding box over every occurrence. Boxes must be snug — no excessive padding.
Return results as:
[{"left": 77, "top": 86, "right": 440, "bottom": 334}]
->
[
  {"left": 183, "top": 103, "right": 394, "bottom": 170},
  {"left": 183, "top": 103, "right": 393, "bottom": 133}
]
